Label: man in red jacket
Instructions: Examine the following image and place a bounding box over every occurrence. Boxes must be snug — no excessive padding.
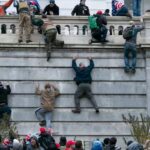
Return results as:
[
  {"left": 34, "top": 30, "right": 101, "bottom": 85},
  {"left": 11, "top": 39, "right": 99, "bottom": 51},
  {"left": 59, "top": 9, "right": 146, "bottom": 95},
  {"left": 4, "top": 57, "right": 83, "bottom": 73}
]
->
[{"left": 0, "top": 0, "right": 14, "bottom": 16}]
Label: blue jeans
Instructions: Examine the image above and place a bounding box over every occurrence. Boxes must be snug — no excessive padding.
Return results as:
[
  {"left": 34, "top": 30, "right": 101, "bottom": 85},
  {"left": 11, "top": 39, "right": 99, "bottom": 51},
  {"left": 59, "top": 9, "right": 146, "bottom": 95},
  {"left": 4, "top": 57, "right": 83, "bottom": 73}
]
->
[
  {"left": 0, "top": 105, "right": 11, "bottom": 119},
  {"left": 124, "top": 42, "right": 137, "bottom": 69},
  {"left": 35, "top": 108, "right": 52, "bottom": 128},
  {"left": 132, "top": 0, "right": 141, "bottom": 16}
]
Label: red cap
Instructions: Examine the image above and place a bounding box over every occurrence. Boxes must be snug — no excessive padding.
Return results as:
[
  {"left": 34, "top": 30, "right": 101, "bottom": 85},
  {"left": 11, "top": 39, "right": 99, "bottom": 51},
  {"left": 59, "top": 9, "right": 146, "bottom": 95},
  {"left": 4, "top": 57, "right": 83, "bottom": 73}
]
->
[
  {"left": 56, "top": 143, "right": 60, "bottom": 149},
  {"left": 96, "top": 10, "right": 103, "bottom": 15},
  {"left": 3, "top": 138, "right": 10, "bottom": 145},
  {"left": 40, "top": 127, "right": 46, "bottom": 133},
  {"left": 66, "top": 140, "right": 76, "bottom": 147},
  {"left": 25, "top": 134, "right": 31, "bottom": 141}
]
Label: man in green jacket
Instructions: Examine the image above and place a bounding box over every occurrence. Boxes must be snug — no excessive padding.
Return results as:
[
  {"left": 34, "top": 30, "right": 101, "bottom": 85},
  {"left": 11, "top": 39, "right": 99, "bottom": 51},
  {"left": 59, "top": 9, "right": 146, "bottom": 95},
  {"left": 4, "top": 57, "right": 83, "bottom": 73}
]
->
[{"left": 72, "top": 57, "right": 99, "bottom": 113}]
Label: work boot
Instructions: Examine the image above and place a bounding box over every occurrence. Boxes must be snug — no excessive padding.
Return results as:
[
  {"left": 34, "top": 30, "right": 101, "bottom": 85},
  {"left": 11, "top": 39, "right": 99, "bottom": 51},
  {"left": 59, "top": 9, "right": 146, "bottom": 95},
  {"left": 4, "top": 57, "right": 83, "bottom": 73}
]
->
[
  {"left": 72, "top": 109, "right": 81, "bottom": 113},
  {"left": 124, "top": 67, "right": 130, "bottom": 73},
  {"left": 131, "top": 68, "right": 136, "bottom": 74},
  {"left": 26, "top": 40, "right": 32, "bottom": 43},
  {"left": 95, "top": 109, "right": 100, "bottom": 114},
  {"left": 47, "top": 52, "right": 51, "bottom": 61},
  {"left": 39, "top": 120, "right": 46, "bottom": 126},
  {"left": 18, "top": 39, "right": 23, "bottom": 43}
]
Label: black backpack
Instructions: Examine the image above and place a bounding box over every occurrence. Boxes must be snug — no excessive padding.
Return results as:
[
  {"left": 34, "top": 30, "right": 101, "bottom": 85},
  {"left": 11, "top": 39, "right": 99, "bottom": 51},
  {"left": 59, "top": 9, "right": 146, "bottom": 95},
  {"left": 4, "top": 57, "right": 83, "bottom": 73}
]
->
[
  {"left": 39, "top": 134, "right": 57, "bottom": 150},
  {"left": 123, "top": 26, "right": 133, "bottom": 40}
]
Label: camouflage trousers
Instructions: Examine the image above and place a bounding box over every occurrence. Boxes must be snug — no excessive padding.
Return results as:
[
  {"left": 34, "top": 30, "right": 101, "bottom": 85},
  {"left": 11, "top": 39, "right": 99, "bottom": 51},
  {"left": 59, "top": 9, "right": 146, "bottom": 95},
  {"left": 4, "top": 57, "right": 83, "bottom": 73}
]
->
[
  {"left": 19, "top": 13, "right": 31, "bottom": 41},
  {"left": 45, "top": 29, "right": 64, "bottom": 61}
]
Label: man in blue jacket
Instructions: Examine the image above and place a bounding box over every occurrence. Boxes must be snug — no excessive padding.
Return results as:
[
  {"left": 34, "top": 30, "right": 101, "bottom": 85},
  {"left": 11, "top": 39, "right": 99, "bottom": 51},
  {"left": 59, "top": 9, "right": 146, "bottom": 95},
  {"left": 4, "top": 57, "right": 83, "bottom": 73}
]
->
[{"left": 72, "top": 57, "right": 99, "bottom": 113}]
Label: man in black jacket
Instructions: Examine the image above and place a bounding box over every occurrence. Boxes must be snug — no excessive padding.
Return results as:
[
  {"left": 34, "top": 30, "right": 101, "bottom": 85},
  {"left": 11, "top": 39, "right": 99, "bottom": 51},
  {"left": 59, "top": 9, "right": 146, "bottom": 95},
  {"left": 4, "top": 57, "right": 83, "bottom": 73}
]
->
[
  {"left": 72, "top": 57, "right": 99, "bottom": 113},
  {"left": 43, "top": 0, "right": 59, "bottom": 15},
  {"left": 71, "top": 0, "right": 90, "bottom": 16},
  {"left": 0, "top": 82, "right": 11, "bottom": 119}
]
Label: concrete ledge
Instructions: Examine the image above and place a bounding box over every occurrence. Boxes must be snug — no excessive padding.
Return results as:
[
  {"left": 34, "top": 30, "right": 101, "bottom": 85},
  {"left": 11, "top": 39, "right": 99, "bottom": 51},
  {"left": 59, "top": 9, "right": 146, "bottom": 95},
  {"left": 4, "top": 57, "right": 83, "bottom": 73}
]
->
[
  {"left": 15, "top": 122, "right": 130, "bottom": 136},
  {"left": 0, "top": 68, "right": 145, "bottom": 81},
  {"left": 3, "top": 81, "right": 146, "bottom": 94},
  {"left": 9, "top": 95, "right": 146, "bottom": 108},
  {"left": 11, "top": 108, "right": 146, "bottom": 122}
]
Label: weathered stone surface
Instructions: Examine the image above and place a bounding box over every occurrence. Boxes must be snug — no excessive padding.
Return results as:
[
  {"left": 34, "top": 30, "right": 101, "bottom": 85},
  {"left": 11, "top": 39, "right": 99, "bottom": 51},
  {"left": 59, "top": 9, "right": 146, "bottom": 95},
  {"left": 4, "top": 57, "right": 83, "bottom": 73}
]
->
[
  {"left": 9, "top": 95, "right": 146, "bottom": 108},
  {"left": 4, "top": 81, "right": 146, "bottom": 94},
  {"left": 15, "top": 122, "right": 130, "bottom": 136},
  {"left": 0, "top": 58, "right": 145, "bottom": 67},
  {"left": 11, "top": 108, "right": 146, "bottom": 122},
  {"left": 0, "top": 68, "right": 145, "bottom": 81}
]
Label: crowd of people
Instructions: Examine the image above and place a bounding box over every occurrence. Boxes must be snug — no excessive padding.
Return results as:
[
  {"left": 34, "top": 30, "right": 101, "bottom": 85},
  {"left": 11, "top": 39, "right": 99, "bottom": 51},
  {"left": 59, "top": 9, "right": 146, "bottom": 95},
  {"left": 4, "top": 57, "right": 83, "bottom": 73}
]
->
[{"left": 0, "top": 129, "right": 147, "bottom": 150}]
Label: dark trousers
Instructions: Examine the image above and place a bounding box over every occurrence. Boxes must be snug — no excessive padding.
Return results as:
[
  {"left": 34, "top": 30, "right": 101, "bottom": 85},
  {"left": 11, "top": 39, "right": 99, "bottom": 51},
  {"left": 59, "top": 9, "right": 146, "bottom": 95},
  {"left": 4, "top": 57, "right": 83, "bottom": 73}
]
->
[
  {"left": 0, "top": 105, "right": 11, "bottom": 119},
  {"left": 74, "top": 83, "right": 98, "bottom": 110},
  {"left": 116, "top": 6, "right": 128, "bottom": 16},
  {"left": 45, "top": 29, "right": 57, "bottom": 60},
  {"left": 124, "top": 42, "right": 137, "bottom": 69},
  {"left": 45, "top": 29, "right": 64, "bottom": 60},
  {"left": 92, "top": 26, "right": 108, "bottom": 42}
]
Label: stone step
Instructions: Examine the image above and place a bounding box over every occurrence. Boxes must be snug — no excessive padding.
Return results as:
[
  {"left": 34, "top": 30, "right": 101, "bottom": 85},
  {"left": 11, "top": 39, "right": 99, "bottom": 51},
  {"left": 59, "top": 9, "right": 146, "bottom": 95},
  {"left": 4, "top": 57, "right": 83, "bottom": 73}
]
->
[
  {"left": 11, "top": 108, "right": 146, "bottom": 122},
  {"left": 3, "top": 81, "right": 146, "bottom": 94},
  {"left": 0, "top": 58, "right": 145, "bottom": 67},
  {"left": 0, "top": 68, "right": 145, "bottom": 81},
  {"left": 14, "top": 122, "right": 130, "bottom": 136},
  {"left": 0, "top": 50, "right": 145, "bottom": 58},
  {"left": 9, "top": 95, "right": 146, "bottom": 108}
]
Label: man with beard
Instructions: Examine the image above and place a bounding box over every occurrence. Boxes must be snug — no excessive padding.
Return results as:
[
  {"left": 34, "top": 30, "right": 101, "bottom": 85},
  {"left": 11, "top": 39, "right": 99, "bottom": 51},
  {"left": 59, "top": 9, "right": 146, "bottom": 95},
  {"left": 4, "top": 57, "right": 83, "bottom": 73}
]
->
[
  {"left": 71, "top": 0, "right": 90, "bottom": 16},
  {"left": 35, "top": 83, "right": 60, "bottom": 128}
]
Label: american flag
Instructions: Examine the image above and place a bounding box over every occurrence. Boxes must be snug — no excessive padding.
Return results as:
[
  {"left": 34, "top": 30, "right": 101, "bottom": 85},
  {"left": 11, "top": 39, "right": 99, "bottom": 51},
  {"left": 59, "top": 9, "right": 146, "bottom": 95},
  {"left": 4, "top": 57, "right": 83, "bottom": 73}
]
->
[{"left": 112, "top": 0, "right": 124, "bottom": 16}]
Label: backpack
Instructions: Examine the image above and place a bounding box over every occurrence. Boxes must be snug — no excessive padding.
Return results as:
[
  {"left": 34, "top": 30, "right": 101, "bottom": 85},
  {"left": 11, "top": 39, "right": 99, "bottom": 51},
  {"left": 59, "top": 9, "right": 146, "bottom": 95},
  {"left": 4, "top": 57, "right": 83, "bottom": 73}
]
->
[
  {"left": 38, "top": 134, "right": 57, "bottom": 150},
  {"left": 88, "top": 15, "right": 99, "bottom": 30},
  {"left": 31, "top": 17, "right": 44, "bottom": 27},
  {"left": 123, "top": 26, "right": 133, "bottom": 40}
]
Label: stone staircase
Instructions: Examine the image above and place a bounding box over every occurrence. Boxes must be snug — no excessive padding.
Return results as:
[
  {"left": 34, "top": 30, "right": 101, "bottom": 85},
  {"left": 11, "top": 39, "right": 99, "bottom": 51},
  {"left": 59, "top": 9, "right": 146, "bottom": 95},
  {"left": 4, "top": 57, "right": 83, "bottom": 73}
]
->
[
  {"left": 0, "top": 15, "right": 150, "bottom": 148},
  {"left": 0, "top": 43, "right": 147, "bottom": 147}
]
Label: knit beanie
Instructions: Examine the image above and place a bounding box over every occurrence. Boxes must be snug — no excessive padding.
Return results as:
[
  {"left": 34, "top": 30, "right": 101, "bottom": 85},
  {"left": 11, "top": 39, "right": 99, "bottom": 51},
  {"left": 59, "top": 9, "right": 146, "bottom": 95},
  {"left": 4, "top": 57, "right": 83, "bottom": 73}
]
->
[{"left": 49, "top": 0, "right": 55, "bottom": 3}]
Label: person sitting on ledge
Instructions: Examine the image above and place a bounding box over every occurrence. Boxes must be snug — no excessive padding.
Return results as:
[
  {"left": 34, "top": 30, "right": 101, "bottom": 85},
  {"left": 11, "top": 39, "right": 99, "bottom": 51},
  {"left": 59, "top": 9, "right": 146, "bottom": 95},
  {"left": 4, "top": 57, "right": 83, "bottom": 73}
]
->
[
  {"left": 72, "top": 57, "right": 99, "bottom": 114},
  {"left": 89, "top": 10, "right": 108, "bottom": 43},
  {"left": 112, "top": 0, "right": 132, "bottom": 18},
  {"left": 0, "top": 82, "right": 11, "bottom": 120}
]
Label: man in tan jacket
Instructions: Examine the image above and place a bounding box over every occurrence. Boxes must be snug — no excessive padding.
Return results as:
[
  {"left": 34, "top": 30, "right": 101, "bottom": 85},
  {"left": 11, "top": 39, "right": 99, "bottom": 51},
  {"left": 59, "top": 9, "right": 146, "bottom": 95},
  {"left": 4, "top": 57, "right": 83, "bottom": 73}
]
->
[
  {"left": 35, "top": 83, "right": 60, "bottom": 128},
  {"left": 40, "top": 15, "right": 64, "bottom": 61}
]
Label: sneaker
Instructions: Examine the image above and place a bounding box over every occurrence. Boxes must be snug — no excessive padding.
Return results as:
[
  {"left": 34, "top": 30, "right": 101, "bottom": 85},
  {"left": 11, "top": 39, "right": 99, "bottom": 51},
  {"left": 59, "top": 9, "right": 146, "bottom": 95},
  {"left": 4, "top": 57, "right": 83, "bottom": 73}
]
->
[
  {"left": 26, "top": 40, "right": 32, "bottom": 43},
  {"left": 39, "top": 120, "right": 46, "bottom": 126},
  {"left": 131, "top": 68, "right": 136, "bottom": 74},
  {"left": 72, "top": 109, "right": 81, "bottom": 113},
  {"left": 95, "top": 109, "right": 100, "bottom": 114},
  {"left": 124, "top": 68, "right": 130, "bottom": 73},
  {"left": 18, "top": 39, "right": 23, "bottom": 43}
]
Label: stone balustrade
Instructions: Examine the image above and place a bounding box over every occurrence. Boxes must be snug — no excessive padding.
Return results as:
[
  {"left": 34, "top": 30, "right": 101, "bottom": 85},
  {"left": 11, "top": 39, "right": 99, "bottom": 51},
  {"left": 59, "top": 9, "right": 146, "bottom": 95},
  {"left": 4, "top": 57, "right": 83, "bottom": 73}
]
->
[{"left": 0, "top": 15, "right": 149, "bottom": 44}]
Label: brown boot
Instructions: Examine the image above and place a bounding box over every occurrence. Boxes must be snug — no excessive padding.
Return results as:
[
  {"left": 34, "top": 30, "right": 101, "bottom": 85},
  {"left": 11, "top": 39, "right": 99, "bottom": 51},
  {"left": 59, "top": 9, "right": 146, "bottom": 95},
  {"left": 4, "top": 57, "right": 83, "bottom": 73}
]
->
[
  {"left": 72, "top": 109, "right": 81, "bottom": 113},
  {"left": 39, "top": 120, "right": 46, "bottom": 126}
]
